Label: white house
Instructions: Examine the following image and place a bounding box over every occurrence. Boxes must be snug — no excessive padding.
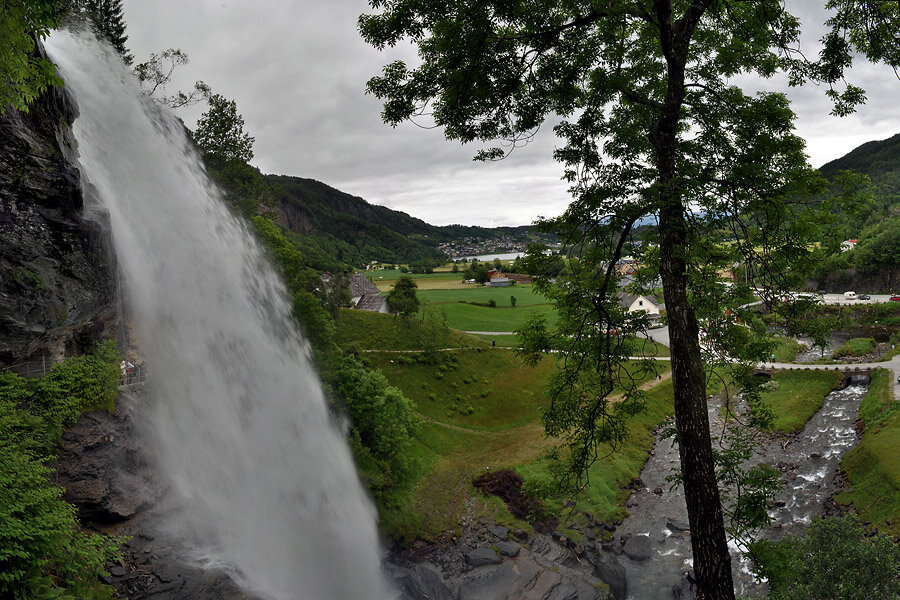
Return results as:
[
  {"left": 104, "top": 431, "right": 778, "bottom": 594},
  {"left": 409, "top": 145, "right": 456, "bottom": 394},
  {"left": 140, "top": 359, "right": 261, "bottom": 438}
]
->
[
  {"left": 841, "top": 239, "right": 858, "bottom": 252},
  {"left": 617, "top": 292, "right": 662, "bottom": 318}
]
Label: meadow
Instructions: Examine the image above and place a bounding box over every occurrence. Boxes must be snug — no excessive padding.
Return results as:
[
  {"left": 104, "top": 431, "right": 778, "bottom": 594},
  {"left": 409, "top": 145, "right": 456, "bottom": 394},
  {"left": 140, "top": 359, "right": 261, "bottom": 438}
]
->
[{"left": 336, "top": 310, "right": 675, "bottom": 541}]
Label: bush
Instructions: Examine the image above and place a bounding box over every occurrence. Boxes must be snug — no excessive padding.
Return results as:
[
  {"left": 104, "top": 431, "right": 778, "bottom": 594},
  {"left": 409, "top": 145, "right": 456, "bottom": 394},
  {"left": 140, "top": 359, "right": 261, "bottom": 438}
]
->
[
  {"left": 833, "top": 337, "right": 877, "bottom": 358},
  {"left": 0, "top": 344, "right": 122, "bottom": 598},
  {"left": 331, "top": 356, "right": 419, "bottom": 490},
  {"left": 749, "top": 514, "right": 900, "bottom": 600}
]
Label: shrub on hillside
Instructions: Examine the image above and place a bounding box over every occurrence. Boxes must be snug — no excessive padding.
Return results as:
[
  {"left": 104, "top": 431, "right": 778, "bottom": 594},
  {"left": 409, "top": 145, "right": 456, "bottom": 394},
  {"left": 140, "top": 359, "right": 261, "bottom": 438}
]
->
[
  {"left": 0, "top": 344, "right": 121, "bottom": 598},
  {"left": 749, "top": 514, "right": 900, "bottom": 600}
]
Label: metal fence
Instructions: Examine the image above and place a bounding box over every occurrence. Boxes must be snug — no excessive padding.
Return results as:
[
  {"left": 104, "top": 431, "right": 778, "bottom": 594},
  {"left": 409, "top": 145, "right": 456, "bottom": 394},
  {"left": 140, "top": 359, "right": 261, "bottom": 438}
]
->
[
  {"left": 0, "top": 357, "right": 59, "bottom": 379},
  {"left": 1, "top": 357, "right": 148, "bottom": 387}
]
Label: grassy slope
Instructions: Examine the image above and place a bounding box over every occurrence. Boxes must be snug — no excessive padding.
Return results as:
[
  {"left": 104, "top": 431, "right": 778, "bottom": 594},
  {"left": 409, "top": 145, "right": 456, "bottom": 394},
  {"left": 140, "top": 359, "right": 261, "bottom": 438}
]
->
[
  {"left": 835, "top": 369, "right": 900, "bottom": 537},
  {"left": 421, "top": 302, "right": 559, "bottom": 332},
  {"left": 336, "top": 310, "right": 674, "bottom": 541},
  {"left": 762, "top": 370, "right": 844, "bottom": 433}
]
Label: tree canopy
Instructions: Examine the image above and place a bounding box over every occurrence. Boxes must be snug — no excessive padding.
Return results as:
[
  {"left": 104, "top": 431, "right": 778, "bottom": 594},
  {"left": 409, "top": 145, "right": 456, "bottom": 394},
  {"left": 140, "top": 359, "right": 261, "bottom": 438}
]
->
[
  {"left": 193, "top": 93, "right": 255, "bottom": 163},
  {"left": 387, "top": 275, "right": 420, "bottom": 317},
  {"left": 361, "top": 2, "right": 899, "bottom": 598},
  {"left": 0, "top": 1, "right": 64, "bottom": 115}
]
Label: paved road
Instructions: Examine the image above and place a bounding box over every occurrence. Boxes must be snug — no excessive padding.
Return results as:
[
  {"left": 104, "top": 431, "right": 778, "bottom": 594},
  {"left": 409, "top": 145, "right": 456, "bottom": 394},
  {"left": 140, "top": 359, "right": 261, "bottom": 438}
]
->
[{"left": 819, "top": 293, "right": 899, "bottom": 306}]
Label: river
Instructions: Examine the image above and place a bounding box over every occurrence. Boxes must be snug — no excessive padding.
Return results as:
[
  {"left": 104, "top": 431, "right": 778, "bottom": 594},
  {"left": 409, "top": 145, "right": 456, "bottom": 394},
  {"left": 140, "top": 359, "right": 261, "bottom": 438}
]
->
[{"left": 614, "top": 383, "right": 867, "bottom": 599}]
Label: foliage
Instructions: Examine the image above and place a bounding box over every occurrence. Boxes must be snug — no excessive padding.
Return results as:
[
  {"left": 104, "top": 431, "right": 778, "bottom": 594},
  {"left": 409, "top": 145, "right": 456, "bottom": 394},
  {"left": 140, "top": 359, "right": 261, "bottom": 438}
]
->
[
  {"left": 0, "top": 0, "right": 64, "bottom": 115},
  {"left": 387, "top": 275, "right": 419, "bottom": 317},
  {"left": 133, "top": 48, "right": 210, "bottom": 109},
  {"left": 832, "top": 336, "right": 877, "bottom": 358},
  {"left": 836, "top": 369, "right": 900, "bottom": 536},
  {"left": 193, "top": 93, "right": 255, "bottom": 163},
  {"left": 80, "top": 0, "right": 130, "bottom": 63},
  {"left": 749, "top": 514, "right": 900, "bottom": 600},
  {"left": 329, "top": 355, "right": 419, "bottom": 491},
  {"left": 361, "top": 2, "right": 899, "bottom": 595},
  {"left": 0, "top": 343, "right": 121, "bottom": 598}
]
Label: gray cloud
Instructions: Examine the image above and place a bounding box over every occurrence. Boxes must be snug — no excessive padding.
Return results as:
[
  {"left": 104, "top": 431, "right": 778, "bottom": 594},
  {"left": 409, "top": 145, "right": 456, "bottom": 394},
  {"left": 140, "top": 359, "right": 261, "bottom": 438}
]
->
[{"left": 122, "top": 0, "right": 900, "bottom": 226}]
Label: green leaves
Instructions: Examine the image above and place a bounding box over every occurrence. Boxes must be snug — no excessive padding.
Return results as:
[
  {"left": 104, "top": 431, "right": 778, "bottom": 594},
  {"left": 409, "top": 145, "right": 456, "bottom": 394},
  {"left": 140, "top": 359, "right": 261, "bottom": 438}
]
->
[
  {"left": 0, "top": 343, "right": 121, "bottom": 598},
  {"left": 0, "top": 1, "right": 64, "bottom": 115},
  {"left": 750, "top": 514, "right": 900, "bottom": 600},
  {"left": 387, "top": 275, "right": 420, "bottom": 317},
  {"left": 193, "top": 93, "right": 255, "bottom": 163}
]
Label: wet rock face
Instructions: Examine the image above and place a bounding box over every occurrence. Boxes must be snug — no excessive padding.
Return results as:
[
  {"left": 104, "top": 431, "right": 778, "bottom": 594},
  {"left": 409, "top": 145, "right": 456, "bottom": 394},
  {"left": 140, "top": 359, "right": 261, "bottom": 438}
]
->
[
  {"left": 0, "top": 77, "right": 116, "bottom": 366},
  {"left": 388, "top": 524, "right": 615, "bottom": 600},
  {"left": 50, "top": 394, "right": 162, "bottom": 524}
]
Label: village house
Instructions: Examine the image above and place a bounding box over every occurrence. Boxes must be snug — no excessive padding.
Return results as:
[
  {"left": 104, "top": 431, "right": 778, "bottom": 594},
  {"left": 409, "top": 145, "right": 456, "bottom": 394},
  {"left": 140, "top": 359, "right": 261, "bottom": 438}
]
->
[
  {"left": 841, "top": 239, "right": 858, "bottom": 252},
  {"left": 350, "top": 273, "right": 390, "bottom": 313},
  {"left": 617, "top": 292, "right": 662, "bottom": 321}
]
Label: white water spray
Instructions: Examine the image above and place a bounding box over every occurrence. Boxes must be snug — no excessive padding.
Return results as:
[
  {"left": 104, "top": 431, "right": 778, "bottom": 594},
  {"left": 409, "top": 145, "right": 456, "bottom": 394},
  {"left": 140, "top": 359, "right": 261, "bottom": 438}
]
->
[{"left": 46, "top": 31, "right": 393, "bottom": 600}]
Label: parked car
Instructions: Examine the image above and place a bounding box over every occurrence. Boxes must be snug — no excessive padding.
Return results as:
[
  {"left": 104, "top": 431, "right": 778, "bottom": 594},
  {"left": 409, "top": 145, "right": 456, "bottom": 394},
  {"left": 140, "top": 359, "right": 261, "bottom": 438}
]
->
[
  {"left": 891, "top": 295, "right": 900, "bottom": 302},
  {"left": 858, "top": 294, "right": 871, "bottom": 300}
]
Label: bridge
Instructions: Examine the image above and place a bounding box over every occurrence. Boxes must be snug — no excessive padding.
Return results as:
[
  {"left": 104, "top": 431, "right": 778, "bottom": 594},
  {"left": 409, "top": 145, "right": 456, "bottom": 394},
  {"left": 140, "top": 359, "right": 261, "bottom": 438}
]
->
[{"left": 752, "top": 356, "right": 900, "bottom": 391}]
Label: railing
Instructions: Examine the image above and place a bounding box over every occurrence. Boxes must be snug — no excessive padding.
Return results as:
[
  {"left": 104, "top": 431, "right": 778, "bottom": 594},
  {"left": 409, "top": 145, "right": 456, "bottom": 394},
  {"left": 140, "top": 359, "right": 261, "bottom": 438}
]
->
[
  {"left": 119, "top": 363, "right": 148, "bottom": 387},
  {"left": 1, "top": 356, "right": 148, "bottom": 387},
  {"left": 0, "top": 357, "right": 59, "bottom": 379}
]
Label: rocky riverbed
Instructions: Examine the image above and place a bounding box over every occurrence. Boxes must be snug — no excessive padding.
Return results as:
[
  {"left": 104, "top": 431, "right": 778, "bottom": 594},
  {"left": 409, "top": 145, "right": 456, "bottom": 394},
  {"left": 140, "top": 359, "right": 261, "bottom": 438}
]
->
[
  {"left": 53, "top": 378, "right": 867, "bottom": 600},
  {"left": 611, "top": 383, "right": 867, "bottom": 599}
]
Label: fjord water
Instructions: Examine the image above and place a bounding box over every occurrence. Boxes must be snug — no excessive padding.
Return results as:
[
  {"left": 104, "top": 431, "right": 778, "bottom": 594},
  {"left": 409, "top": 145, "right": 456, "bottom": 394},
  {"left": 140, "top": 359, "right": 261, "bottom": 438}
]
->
[{"left": 46, "top": 31, "right": 392, "bottom": 600}]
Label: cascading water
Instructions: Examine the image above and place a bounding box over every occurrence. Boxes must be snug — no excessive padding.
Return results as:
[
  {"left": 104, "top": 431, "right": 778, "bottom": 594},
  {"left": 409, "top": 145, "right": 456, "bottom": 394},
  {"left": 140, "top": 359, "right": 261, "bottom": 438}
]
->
[{"left": 46, "top": 30, "right": 393, "bottom": 600}]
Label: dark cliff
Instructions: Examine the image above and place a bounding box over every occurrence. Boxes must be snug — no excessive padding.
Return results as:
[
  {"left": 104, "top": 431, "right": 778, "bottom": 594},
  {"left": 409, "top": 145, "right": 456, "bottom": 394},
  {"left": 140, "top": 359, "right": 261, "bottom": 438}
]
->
[{"left": 0, "top": 77, "right": 117, "bottom": 367}]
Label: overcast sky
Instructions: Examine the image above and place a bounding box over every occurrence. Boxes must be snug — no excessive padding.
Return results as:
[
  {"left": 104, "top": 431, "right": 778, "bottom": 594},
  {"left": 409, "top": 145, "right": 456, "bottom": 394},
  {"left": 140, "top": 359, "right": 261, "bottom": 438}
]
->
[{"left": 121, "top": 1, "right": 900, "bottom": 227}]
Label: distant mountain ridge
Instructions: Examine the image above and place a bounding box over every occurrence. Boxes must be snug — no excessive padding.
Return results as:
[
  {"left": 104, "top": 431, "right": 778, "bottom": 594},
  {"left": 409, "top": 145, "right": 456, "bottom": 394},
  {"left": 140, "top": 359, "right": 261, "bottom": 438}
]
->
[
  {"left": 266, "top": 174, "right": 550, "bottom": 267},
  {"left": 818, "top": 132, "right": 900, "bottom": 179},
  {"left": 817, "top": 131, "right": 900, "bottom": 232}
]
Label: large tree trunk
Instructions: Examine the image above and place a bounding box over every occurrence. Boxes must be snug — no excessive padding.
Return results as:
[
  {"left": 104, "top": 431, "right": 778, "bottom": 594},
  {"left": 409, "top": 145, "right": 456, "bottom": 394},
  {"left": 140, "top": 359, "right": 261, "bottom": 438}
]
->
[
  {"left": 653, "top": 106, "right": 735, "bottom": 600},
  {"left": 658, "top": 202, "right": 735, "bottom": 600}
]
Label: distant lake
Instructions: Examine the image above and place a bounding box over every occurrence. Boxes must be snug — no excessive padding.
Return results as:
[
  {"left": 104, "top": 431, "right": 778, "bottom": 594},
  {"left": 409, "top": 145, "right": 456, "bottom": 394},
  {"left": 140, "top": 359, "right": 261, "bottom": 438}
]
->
[{"left": 456, "top": 251, "right": 523, "bottom": 262}]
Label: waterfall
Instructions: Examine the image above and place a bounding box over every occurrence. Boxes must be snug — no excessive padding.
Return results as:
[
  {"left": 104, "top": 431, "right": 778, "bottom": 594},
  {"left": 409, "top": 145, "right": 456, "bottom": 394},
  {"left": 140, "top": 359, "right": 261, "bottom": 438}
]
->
[{"left": 45, "top": 30, "right": 393, "bottom": 600}]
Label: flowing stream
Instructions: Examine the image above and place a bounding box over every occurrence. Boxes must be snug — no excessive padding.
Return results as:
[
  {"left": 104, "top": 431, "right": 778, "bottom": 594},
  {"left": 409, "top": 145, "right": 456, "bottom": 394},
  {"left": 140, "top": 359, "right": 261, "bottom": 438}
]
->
[
  {"left": 615, "top": 383, "right": 867, "bottom": 599},
  {"left": 46, "top": 30, "right": 393, "bottom": 600}
]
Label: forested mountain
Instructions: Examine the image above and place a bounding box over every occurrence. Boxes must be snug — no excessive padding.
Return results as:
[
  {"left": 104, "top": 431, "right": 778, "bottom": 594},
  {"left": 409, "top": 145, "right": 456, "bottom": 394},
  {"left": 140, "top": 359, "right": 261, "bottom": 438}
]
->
[
  {"left": 818, "top": 131, "right": 900, "bottom": 232},
  {"left": 268, "top": 175, "right": 551, "bottom": 268},
  {"left": 812, "top": 131, "right": 900, "bottom": 291}
]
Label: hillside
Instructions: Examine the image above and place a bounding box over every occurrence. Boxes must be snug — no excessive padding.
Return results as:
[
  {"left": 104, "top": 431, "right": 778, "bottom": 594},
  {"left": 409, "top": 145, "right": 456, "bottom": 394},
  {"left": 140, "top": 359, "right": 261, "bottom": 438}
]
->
[
  {"left": 267, "top": 174, "right": 552, "bottom": 267},
  {"left": 818, "top": 131, "right": 900, "bottom": 233}
]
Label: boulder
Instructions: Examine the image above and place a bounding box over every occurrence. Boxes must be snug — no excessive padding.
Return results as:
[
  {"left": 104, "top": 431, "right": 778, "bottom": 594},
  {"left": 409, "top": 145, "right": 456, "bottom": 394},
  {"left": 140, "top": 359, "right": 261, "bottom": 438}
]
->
[
  {"left": 622, "top": 535, "right": 652, "bottom": 561},
  {"left": 593, "top": 553, "right": 627, "bottom": 600},
  {"left": 497, "top": 541, "right": 521, "bottom": 557},
  {"left": 465, "top": 547, "right": 501, "bottom": 567},
  {"left": 390, "top": 564, "right": 454, "bottom": 600}
]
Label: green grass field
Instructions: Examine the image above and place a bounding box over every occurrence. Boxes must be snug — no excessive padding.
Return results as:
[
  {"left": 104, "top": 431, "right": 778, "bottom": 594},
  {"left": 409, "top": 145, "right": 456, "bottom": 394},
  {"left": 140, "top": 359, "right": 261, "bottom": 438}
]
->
[
  {"left": 418, "top": 285, "right": 547, "bottom": 306},
  {"left": 833, "top": 337, "right": 877, "bottom": 358},
  {"left": 334, "top": 309, "right": 487, "bottom": 350},
  {"left": 420, "top": 302, "right": 559, "bottom": 332},
  {"left": 761, "top": 370, "right": 844, "bottom": 432},
  {"left": 335, "top": 311, "right": 674, "bottom": 541},
  {"left": 836, "top": 369, "right": 900, "bottom": 537}
]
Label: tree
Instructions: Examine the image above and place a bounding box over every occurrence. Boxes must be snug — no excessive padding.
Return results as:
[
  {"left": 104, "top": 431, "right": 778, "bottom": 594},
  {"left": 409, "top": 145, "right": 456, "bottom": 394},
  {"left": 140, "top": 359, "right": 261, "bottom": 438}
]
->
[
  {"left": 749, "top": 514, "right": 900, "bottom": 600},
  {"left": 0, "top": 1, "right": 64, "bottom": 115},
  {"left": 387, "top": 275, "right": 419, "bottom": 317},
  {"left": 360, "top": 2, "right": 898, "bottom": 598},
  {"left": 193, "top": 93, "right": 255, "bottom": 163},
  {"left": 133, "top": 48, "right": 211, "bottom": 109},
  {"left": 83, "top": 0, "right": 131, "bottom": 63}
]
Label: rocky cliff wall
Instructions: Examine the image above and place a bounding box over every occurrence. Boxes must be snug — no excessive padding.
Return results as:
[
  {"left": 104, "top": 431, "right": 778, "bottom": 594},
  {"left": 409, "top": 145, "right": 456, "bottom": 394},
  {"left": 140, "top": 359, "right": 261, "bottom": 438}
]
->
[{"left": 0, "top": 67, "right": 117, "bottom": 367}]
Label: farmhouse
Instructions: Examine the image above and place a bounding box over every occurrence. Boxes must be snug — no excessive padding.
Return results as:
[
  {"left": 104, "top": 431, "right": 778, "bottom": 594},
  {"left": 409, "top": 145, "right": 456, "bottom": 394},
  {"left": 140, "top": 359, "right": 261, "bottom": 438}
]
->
[
  {"left": 617, "top": 292, "right": 662, "bottom": 319},
  {"left": 350, "top": 273, "right": 390, "bottom": 313}
]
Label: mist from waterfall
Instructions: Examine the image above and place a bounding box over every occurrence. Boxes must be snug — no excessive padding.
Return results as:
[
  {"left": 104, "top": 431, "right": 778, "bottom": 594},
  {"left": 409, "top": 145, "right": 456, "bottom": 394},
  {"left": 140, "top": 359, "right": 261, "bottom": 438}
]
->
[{"left": 46, "top": 30, "right": 393, "bottom": 600}]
